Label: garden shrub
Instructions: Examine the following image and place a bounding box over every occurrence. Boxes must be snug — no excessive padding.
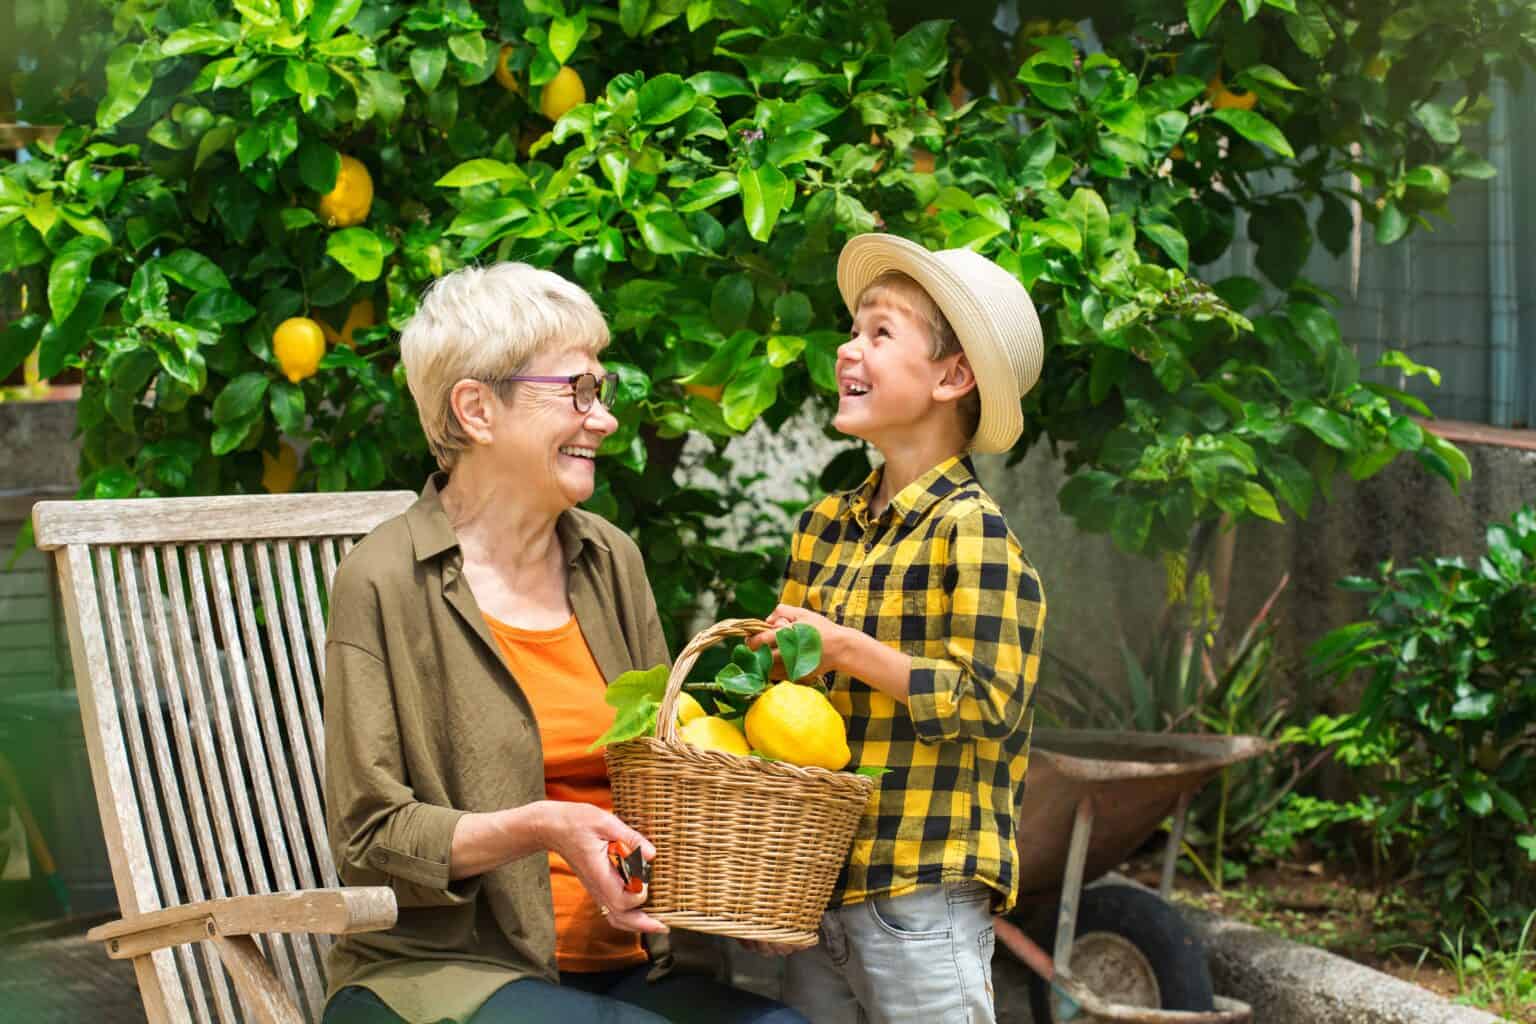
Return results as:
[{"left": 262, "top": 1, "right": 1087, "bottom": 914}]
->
[{"left": 1312, "top": 505, "right": 1536, "bottom": 940}]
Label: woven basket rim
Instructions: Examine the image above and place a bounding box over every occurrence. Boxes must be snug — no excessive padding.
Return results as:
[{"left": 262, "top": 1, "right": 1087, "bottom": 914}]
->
[{"left": 610, "top": 735, "right": 877, "bottom": 795}]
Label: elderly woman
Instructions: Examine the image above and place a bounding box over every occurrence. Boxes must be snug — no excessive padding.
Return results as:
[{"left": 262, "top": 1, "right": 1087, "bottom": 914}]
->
[{"left": 322, "top": 263, "right": 804, "bottom": 1024}]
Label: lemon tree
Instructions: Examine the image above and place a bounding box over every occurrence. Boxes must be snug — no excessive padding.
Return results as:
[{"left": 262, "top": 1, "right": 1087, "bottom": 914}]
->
[{"left": 4, "top": 0, "right": 1532, "bottom": 650}]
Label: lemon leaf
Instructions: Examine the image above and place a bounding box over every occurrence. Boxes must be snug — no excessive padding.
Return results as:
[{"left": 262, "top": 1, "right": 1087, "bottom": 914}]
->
[
  {"left": 778, "top": 622, "right": 823, "bottom": 681},
  {"left": 588, "top": 698, "right": 659, "bottom": 751},
  {"left": 711, "top": 663, "right": 767, "bottom": 697},
  {"left": 603, "top": 664, "right": 669, "bottom": 709},
  {"left": 854, "top": 765, "right": 891, "bottom": 778}
]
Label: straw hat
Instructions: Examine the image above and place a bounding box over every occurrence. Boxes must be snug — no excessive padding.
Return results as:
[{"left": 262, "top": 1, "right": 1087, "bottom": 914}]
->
[{"left": 836, "top": 233, "right": 1044, "bottom": 454}]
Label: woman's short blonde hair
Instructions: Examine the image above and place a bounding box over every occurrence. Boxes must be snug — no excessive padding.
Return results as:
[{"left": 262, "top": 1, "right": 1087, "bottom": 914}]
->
[
  {"left": 400, "top": 262, "right": 610, "bottom": 470},
  {"left": 857, "top": 271, "right": 981, "bottom": 440}
]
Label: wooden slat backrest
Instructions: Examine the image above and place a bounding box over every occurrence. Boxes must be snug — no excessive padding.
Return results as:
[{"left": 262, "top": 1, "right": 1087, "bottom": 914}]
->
[{"left": 34, "top": 492, "right": 418, "bottom": 1023}]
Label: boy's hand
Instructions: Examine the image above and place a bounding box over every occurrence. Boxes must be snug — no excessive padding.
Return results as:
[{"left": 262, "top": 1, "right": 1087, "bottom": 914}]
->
[
  {"left": 747, "top": 604, "right": 847, "bottom": 675},
  {"left": 752, "top": 603, "right": 915, "bottom": 704}
]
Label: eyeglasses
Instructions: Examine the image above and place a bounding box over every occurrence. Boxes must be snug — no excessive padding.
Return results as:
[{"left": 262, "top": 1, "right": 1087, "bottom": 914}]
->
[{"left": 484, "top": 372, "right": 619, "bottom": 413}]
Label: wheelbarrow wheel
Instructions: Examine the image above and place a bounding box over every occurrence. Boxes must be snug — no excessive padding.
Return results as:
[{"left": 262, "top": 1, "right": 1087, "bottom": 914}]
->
[{"left": 1018, "top": 883, "right": 1214, "bottom": 1021}]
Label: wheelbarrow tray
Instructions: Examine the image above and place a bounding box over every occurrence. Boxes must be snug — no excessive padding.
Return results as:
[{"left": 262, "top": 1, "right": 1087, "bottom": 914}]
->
[{"left": 1015, "top": 730, "right": 1268, "bottom": 907}]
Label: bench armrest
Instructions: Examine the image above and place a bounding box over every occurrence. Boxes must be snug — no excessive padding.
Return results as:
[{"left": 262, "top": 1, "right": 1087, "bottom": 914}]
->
[{"left": 88, "top": 887, "right": 397, "bottom": 960}]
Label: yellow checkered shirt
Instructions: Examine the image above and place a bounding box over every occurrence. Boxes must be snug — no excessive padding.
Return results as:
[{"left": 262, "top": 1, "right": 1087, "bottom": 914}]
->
[{"left": 778, "top": 455, "right": 1046, "bottom": 911}]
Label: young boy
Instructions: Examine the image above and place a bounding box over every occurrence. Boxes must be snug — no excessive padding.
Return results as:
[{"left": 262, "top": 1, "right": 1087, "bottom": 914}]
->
[{"left": 754, "top": 233, "right": 1047, "bottom": 1023}]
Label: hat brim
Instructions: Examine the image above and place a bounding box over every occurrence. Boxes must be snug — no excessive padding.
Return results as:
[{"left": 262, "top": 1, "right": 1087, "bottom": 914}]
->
[{"left": 836, "top": 234, "right": 1028, "bottom": 454}]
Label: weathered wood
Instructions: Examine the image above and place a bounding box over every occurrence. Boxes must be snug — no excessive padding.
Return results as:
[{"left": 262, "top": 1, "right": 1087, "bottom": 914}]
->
[
  {"left": 230, "top": 542, "right": 326, "bottom": 1013},
  {"left": 58, "top": 544, "right": 190, "bottom": 1022},
  {"left": 138, "top": 545, "right": 240, "bottom": 1024},
  {"left": 90, "top": 888, "right": 398, "bottom": 947},
  {"left": 103, "top": 918, "right": 214, "bottom": 961},
  {"left": 99, "top": 546, "right": 213, "bottom": 1023},
  {"left": 37, "top": 492, "right": 411, "bottom": 1023},
  {"left": 213, "top": 936, "right": 307, "bottom": 1024},
  {"left": 32, "top": 492, "right": 416, "bottom": 548},
  {"left": 118, "top": 547, "right": 221, "bottom": 1024},
  {"left": 164, "top": 545, "right": 250, "bottom": 899},
  {"left": 205, "top": 542, "right": 306, "bottom": 1007}
]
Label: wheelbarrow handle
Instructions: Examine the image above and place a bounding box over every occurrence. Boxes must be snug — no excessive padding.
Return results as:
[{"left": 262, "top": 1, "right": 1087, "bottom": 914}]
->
[
  {"left": 992, "top": 914, "right": 1254, "bottom": 1023},
  {"left": 993, "top": 916, "right": 1084, "bottom": 1019}
]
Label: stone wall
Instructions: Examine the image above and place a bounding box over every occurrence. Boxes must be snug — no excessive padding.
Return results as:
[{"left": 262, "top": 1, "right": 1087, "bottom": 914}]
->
[
  {"left": 975, "top": 431, "right": 1536, "bottom": 708},
  {"left": 0, "top": 398, "right": 78, "bottom": 698}
]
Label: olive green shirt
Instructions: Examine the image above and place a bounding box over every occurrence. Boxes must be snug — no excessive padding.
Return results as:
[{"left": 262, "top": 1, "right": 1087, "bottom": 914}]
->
[{"left": 323, "top": 474, "right": 670, "bottom": 1024}]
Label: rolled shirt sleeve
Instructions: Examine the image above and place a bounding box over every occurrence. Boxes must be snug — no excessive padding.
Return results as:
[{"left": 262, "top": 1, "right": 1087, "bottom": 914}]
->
[
  {"left": 906, "top": 506, "right": 1046, "bottom": 744},
  {"left": 325, "top": 634, "right": 482, "bottom": 908}
]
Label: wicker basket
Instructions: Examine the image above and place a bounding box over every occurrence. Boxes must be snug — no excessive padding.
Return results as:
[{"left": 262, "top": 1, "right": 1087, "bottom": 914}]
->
[{"left": 605, "top": 618, "right": 875, "bottom": 947}]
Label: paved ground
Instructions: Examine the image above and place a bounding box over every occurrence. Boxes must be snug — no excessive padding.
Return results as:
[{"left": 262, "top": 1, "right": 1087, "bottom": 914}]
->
[
  {"left": 0, "top": 914, "right": 143, "bottom": 1023},
  {"left": 0, "top": 918, "right": 1043, "bottom": 1023}
]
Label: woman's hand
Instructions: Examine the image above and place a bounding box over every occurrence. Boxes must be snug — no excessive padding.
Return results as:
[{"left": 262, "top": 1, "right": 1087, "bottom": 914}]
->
[
  {"left": 747, "top": 604, "right": 849, "bottom": 675},
  {"left": 537, "top": 802, "right": 667, "bottom": 935}
]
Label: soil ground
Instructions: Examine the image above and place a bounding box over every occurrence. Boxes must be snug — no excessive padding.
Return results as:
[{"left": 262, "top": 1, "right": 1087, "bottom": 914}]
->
[{"left": 1122, "top": 854, "right": 1536, "bottom": 1022}]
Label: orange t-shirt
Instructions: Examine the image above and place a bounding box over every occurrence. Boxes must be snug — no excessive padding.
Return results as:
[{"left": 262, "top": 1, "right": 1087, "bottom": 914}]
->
[{"left": 485, "top": 613, "right": 647, "bottom": 974}]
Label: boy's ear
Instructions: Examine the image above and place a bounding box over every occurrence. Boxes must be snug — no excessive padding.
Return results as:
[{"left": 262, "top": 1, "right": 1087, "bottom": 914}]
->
[{"left": 932, "top": 353, "right": 977, "bottom": 403}]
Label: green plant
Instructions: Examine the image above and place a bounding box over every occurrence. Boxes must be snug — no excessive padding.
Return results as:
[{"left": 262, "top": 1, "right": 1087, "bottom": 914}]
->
[
  {"left": 1432, "top": 906, "right": 1536, "bottom": 1016},
  {"left": 7, "top": 0, "right": 1529, "bottom": 646},
  {"left": 1252, "top": 793, "right": 1393, "bottom": 866},
  {"left": 1312, "top": 505, "right": 1536, "bottom": 942}
]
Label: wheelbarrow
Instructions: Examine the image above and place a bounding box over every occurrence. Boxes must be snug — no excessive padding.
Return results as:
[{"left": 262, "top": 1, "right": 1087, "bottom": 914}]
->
[{"left": 993, "top": 729, "right": 1270, "bottom": 1023}]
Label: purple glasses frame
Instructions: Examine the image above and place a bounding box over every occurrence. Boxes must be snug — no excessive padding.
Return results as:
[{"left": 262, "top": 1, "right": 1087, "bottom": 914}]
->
[{"left": 483, "top": 371, "right": 619, "bottom": 413}]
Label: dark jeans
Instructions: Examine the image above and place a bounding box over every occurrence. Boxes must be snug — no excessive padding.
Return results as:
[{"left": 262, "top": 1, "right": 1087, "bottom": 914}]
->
[{"left": 323, "top": 966, "right": 806, "bottom": 1024}]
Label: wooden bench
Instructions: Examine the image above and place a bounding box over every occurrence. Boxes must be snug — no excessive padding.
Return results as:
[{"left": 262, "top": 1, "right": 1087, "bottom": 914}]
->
[{"left": 34, "top": 492, "right": 418, "bottom": 1023}]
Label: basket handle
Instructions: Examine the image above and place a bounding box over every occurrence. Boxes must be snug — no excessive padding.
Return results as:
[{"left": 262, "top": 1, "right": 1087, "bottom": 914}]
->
[{"left": 654, "top": 617, "right": 773, "bottom": 743}]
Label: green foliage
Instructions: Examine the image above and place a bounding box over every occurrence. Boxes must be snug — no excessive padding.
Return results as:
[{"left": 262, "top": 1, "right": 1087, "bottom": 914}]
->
[
  {"left": 1251, "top": 792, "right": 1396, "bottom": 868},
  {"left": 589, "top": 662, "right": 671, "bottom": 750},
  {"left": 4, "top": 0, "right": 1527, "bottom": 646},
  {"left": 1311, "top": 505, "right": 1536, "bottom": 941},
  {"left": 1433, "top": 908, "right": 1536, "bottom": 1017}
]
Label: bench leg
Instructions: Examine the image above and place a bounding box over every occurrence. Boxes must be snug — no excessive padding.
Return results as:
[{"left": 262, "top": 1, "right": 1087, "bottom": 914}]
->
[{"left": 212, "top": 935, "right": 306, "bottom": 1024}]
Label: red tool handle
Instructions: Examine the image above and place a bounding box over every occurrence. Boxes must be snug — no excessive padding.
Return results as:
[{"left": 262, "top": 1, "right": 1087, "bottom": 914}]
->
[{"left": 607, "top": 841, "right": 648, "bottom": 894}]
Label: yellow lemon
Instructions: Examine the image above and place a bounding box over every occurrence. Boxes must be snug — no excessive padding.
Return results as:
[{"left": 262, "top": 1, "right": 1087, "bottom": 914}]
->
[
  {"left": 1206, "top": 75, "right": 1257, "bottom": 111},
  {"left": 912, "top": 147, "right": 936, "bottom": 174},
  {"left": 262, "top": 443, "right": 299, "bottom": 493},
  {"left": 273, "top": 317, "right": 326, "bottom": 383},
  {"left": 340, "top": 297, "right": 376, "bottom": 347},
  {"left": 677, "top": 691, "right": 706, "bottom": 725},
  {"left": 680, "top": 715, "right": 751, "bottom": 756},
  {"left": 320, "top": 298, "right": 376, "bottom": 347},
  {"left": 745, "top": 682, "right": 850, "bottom": 771},
  {"left": 539, "top": 66, "right": 586, "bottom": 122},
  {"left": 1013, "top": 18, "right": 1054, "bottom": 59},
  {"left": 317, "top": 155, "right": 374, "bottom": 228},
  {"left": 684, "top": 382, "right": 725, "bottom": 403},
  {"left": 495, "top": 44, "right": 524, "bottom": 94},
  {"left": 948, "top": 62, "right": 968, "bottom": 108}
]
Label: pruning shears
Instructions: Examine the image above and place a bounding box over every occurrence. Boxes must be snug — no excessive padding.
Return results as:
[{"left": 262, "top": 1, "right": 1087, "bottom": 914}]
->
[{"left": 607, "top": 840, "right": 650, "bottom": 894}]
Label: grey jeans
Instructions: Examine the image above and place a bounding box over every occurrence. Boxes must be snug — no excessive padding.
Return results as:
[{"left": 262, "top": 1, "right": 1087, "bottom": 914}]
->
[{"left": 781, "top": 882, "right": 997, "bottom": 1024}]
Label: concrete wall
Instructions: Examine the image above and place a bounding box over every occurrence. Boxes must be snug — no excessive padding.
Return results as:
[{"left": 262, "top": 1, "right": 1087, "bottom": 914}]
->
[
  {"left": 975, "top": 434, "right": 1536, "bottom": 710},
  {"left": 0, "top": 398, "right": 79, "bottom": 699}
]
